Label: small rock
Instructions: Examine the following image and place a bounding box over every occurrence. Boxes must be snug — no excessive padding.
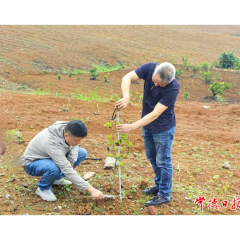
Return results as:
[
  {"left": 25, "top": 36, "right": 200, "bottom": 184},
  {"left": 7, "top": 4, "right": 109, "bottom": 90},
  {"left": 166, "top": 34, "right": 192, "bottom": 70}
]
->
[
  {"left": 222, "top": 161, "right": 231, "bottom": 169},
  {"left": 103, "top": 183, "right": 112, "bottom": 192},
  {"left": 149, "top": 206, "right": 157, "bottom": 215},
  {"left": 104, "top": 157, "right": 119, "bottom": 169},
  {"left": 140, "top": 179, "right": 148, "bottom": 188},
  {"left": 77, "top": 206, "right": 84, "bottom": 213},
  {"left": 0, "top": 173, "right": 4, "bottom": 176},
  {"left": 133, "top": 164, "right": 136, "bottom": 167},
  {"left": 22, "top": 183, "right": 28, "bottom": 188},
  {"left": 133, "top": 153, "right": 139, "bottom": 157},
  {"left": 127, "top": 194, "right": 133, "bottom": 199},
  {"left": 5, "top": 194, "right": 10, "bottom": 198},
  {"left": 54, "top": 206, "right": 62, "bottom": 210},
  {"left": 83, "top": 172, "right": 96, "bottom": 180}
]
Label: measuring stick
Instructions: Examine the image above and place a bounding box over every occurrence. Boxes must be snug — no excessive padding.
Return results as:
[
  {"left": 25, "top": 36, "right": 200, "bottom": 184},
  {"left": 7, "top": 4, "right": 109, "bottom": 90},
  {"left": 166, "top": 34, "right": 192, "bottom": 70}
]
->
[{"left": 118, "top": 111, "right": 122, "bottom": 202}]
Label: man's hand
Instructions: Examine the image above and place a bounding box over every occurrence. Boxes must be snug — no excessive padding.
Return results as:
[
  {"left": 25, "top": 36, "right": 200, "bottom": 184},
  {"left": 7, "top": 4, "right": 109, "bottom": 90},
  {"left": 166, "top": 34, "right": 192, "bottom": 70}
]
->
[
  {"left": 115, "top": 97, "right": 129, "bottom": 111},
  {"left": 91, "top": 189, "right": 104, "bottom": 200},
  {"left": 70, "top": 162, "right": 74, "bottom": 168},
  {"left": 87, "top": 186, "right": 104, "bottom": 200},
  {"left": 116, "top": 124, "right": 134, "bottom": 133}
]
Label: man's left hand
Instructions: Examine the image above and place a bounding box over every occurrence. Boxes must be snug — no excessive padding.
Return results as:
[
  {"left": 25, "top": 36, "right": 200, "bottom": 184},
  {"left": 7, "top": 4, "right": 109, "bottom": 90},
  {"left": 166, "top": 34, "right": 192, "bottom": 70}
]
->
[{"left": 116, "top": 124, "right": 134, "bottom": 133}]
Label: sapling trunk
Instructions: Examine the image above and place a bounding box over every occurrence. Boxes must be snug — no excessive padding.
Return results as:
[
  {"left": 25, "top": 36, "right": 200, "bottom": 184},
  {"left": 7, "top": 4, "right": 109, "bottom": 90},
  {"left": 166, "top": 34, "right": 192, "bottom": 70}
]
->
[
  {"left": 110, "top": 112, "right": 122, "bottom": 201},
  {"left": 117, "top": 111, "right": 122, "bottom": 201},
  {"left": 111, "top": 128, "right": 117, "bottom": 196}
]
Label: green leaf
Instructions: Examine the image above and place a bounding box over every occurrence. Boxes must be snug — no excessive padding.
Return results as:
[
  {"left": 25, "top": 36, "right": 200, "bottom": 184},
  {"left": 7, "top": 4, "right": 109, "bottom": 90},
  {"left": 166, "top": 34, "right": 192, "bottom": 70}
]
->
[
  {"left": 106, "top": 140, "right": 113, "bottom": 145},
  {"left": 104, "top": 122, "right": 112, "bottom": 128},
  {"left": 120, "top": 133, "right": 127, "bottom": 142}
]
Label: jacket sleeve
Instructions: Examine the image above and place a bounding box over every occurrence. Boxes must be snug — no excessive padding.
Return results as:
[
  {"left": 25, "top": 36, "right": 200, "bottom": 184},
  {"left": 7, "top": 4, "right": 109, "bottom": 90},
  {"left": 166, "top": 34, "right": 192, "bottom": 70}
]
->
[
  {"left": 46, "top": 141, "right": 90, "bottom": 191},
  {"left": 67, "top": 145, "right": 79, "bottom": 163}
]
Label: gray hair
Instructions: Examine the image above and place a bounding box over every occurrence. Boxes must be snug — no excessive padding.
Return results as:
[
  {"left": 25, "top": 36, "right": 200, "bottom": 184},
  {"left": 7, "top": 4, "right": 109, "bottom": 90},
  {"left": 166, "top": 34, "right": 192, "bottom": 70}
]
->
[{"left": 154, "top": 62, "right": 176, "bottom": 83}]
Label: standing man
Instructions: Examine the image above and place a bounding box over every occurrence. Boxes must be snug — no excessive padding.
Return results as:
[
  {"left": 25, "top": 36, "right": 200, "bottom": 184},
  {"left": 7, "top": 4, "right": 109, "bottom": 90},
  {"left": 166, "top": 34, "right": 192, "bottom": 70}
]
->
[
  {"left": 116, "top": 62, "right": 180, "bottom": 206},
  {"left": 19, "top": 120, "right": 104, "bottom": 202}
]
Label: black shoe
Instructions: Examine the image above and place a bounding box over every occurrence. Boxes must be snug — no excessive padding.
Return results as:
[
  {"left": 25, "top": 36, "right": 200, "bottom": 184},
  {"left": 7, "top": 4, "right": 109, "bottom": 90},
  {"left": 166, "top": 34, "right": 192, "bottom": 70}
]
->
[
  {"left": 145, "top": 195, "right": 170, "bottom": 206},
  {"left": 142, "top": 186, "right": 158, "bottom": 196}
]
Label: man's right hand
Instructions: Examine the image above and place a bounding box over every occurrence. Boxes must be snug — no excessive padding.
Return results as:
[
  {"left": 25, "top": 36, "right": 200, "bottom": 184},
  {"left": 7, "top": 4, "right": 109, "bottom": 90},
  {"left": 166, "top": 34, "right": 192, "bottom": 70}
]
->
[
  {"left": 87, "top": 186, "right": 104, "bottom": 200},
  {"left": 116, "top": 96, "right": 129, "bottom": 111}
]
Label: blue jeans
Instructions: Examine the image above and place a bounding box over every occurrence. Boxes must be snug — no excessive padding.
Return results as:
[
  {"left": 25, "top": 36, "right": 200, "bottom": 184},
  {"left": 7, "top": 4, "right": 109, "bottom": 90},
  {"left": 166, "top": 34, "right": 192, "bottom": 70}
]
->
[
  {"left": 24, "top": 148, "right": 87, "bottom": 191},
  {"left": 142, "top": 127, "right": 176, "bottom": 201}
]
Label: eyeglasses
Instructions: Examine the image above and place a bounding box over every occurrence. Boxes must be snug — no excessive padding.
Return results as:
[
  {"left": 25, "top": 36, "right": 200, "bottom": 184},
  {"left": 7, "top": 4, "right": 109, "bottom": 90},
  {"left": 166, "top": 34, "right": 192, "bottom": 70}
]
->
[{"left": 112, "top": 106, "right": 118, "bottom": 120}]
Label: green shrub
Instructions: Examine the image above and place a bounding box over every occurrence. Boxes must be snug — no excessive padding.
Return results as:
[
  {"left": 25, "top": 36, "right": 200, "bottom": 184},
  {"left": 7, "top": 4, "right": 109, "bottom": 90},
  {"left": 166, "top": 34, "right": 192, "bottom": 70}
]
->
[
  {"left": 192, "top": 65, "right": 200, "bottom": 76},
  {"left": 183, "top": 92, "right": 190, "bottom": 100},
  {"left": 209, "top": 81, "right": 231, "bottom": 96},
  {"left": 182, "top": 55, "right": 190, "bottom": 70},
  {"left": 200, "top": 62, "right": 211, "bottom": 72},
  {"left": 89, "top": 67, "right": 100, "bottom": 79},
  {"left": 218, "top": 50, "right": 238, "bottom": 69},
  {"left": 68, "top": 73, "right": 73, "bottom": 78},
  {"left": 234, "top": 58, "right": 240, "bottom": 70},
  {"left": 201, "top": 71, "right": 213, "bottom": 84},
  {"left": 77, "top": 76, "right": 81, "bottom": 80},
  {"left": 175, "top": 68, "right": 183, "bottom": 80},
  {"left": 104, "top": 75, "right": 108, "bottom": 82},
  {"left": 58, "top": 75, "right": 61, "bottom": 80}
]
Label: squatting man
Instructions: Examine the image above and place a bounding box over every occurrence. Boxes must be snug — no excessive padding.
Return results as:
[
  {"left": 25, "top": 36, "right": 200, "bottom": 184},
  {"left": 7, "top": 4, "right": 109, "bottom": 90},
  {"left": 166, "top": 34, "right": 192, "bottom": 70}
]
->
[
  {"left": 116, "top": 62, "right": 180, "bottom": 206},
  {"left": 19, "top": 120, "right": 104, "bottom": 201}
]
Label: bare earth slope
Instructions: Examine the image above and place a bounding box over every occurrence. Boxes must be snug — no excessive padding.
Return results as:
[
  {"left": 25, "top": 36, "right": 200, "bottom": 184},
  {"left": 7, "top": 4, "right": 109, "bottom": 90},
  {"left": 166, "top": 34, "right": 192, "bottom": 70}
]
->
[{"left": 1, "top": 25, "right": 240, "bottom": 72}]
